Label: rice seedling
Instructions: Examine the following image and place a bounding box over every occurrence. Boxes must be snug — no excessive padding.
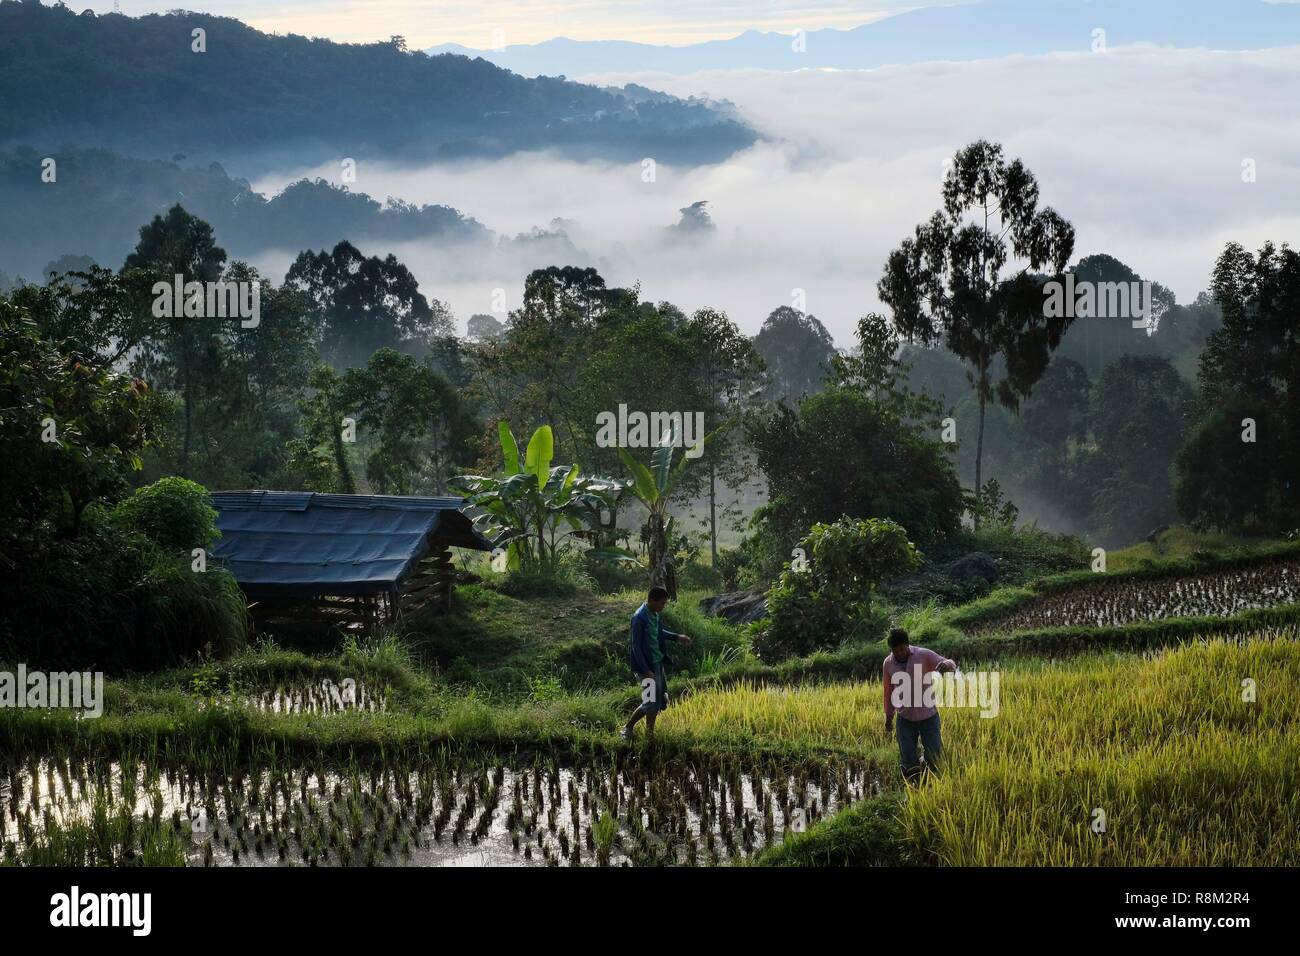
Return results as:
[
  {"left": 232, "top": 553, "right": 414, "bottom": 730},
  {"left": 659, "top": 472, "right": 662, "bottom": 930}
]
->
[{"left": 965, "top": 560, "right": 1300, "bottom": 635}]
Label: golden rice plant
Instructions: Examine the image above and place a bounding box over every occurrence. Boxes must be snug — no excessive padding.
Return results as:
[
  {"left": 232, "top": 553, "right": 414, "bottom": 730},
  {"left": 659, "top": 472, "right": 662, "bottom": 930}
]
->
[{"left": 668, "top": 636, "right": 1300, "bottom": 865}]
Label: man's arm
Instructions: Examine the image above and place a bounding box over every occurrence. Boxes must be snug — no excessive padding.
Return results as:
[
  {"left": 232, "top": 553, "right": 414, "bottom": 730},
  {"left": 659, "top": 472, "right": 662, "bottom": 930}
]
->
[
  {"left": 661, "top": 624, "right": 691, "bottom": 644},
  {"left": 930, "top": 649, "right": 957, "bottom": 674}
]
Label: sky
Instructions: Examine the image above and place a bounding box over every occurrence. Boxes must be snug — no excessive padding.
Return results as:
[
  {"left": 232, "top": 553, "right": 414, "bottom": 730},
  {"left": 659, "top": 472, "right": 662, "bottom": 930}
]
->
[{"left": 79, "top": 0, "right": 919, "bottom": 46}]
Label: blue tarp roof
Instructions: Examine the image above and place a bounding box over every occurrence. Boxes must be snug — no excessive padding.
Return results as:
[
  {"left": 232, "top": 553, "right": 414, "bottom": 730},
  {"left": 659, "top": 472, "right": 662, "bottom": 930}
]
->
[{"left": 209, "top": 491, "right": 493, "bottom": 598}]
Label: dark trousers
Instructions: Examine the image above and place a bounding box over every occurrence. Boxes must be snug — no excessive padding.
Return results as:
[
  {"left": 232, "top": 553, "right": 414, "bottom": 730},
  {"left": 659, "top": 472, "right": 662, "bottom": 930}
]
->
[{"left": 896, "top": 712, "right": 942, "bottom": 774}]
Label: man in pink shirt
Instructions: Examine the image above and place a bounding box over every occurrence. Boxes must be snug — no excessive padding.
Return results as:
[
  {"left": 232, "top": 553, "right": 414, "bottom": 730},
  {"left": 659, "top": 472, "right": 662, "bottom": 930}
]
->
[{"left": 882, "top": 627, "right": 956, "bottom": 780}]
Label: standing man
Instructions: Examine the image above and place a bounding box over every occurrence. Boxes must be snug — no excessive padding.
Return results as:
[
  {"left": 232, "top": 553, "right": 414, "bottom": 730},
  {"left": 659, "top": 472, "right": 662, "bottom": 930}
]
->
[
  {"left": 621, "top": 586, "right": 691, "bottom": 741},
  {"left": 883, "top": 627, "right": 956, "bottom": 780}
]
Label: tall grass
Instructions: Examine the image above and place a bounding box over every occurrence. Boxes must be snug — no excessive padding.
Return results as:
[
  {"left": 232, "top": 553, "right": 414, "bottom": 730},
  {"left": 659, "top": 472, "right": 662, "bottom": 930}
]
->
[
  {"left": 901, "top": 638, "right": 1300, "bottom": 865},
  {"left": 668, "top": 636, "right": 1300, "bottom": 865}
]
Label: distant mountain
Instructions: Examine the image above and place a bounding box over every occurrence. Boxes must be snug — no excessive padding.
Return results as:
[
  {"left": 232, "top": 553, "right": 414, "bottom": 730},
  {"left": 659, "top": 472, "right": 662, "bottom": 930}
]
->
[
  {"left": 0, "top": 146, "right": 490, "bottom": 278},
  {"left": 427, "top": 0, "right": 1300, "bottom": 76},
  {"left": 0, "top": 2, "right": 756, "bottom": 174}
]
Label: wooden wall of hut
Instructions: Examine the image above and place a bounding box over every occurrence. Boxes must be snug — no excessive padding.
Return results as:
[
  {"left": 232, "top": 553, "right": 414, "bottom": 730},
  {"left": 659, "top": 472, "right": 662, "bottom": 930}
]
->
[{"left": 398, "top": 546, "right": 456, "bottom": 615}]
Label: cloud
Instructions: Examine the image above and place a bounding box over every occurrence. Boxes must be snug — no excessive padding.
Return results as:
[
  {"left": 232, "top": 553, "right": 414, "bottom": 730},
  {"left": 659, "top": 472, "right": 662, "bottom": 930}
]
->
[{"left": 251, "top": 45, "right": 1300, "bottom": 344}]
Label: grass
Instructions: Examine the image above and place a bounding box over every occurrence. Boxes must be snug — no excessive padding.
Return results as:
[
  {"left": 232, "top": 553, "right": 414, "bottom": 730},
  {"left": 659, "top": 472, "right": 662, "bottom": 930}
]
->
[
  {"left": 752, "top": 795, "right": 912, "bottom": 866},
  {"left": 1106, "top": 526, "right": 1283, "bottom": 572},
  {"left": 7, "top": 535, "right": 1299, "bottom": 867}
]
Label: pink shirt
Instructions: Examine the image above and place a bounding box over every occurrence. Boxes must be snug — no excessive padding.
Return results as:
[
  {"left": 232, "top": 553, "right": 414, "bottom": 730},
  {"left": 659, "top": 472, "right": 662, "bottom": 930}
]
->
[{"left": 882, "top": 646, "right": 957, "bottom": 722}]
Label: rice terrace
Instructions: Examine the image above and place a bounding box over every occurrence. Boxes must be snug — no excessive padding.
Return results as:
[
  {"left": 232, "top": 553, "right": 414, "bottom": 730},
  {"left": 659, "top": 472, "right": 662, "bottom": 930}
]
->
[{"left": 1, "top": 0, "right": 1297, "bottom": 938}]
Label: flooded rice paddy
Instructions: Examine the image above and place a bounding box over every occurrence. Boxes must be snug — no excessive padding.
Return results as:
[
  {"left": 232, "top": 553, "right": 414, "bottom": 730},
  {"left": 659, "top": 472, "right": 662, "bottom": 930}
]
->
[
  {"left": 2, "top": 751, "right": 878, "bottom": 867},
  {"left": 968, "top": 560, "right": 1300, "bottom": 634}
]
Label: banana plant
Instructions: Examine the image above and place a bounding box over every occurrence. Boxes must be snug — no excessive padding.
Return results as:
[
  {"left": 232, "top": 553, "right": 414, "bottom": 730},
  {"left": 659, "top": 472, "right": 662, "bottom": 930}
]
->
[
  {"left": 453, "top": 422, "right": 624, "bottom": 573},
  {"left": 614, "top": 418, "right": 723, "bottom": 598}
]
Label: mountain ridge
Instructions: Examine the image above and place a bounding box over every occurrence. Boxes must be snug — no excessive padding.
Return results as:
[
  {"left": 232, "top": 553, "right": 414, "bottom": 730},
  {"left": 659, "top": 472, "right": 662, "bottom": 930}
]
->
[{"left": 426, "top": 0, "right": 1300, "bottom": 76}]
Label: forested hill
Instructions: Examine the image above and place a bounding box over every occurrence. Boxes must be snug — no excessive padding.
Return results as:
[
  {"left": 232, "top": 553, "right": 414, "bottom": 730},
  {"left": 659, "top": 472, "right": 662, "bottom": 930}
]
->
[
  {"left": 0, "top": 146, "right": 491, "bottom": 277},
  {"left": 0, "top": 2, "right": 756, "bottom": 171}
]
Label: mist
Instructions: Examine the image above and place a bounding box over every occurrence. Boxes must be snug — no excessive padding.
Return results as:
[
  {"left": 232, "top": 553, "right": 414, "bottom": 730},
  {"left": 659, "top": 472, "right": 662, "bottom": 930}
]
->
[{"left": 250, "top": 44, "right": 1300, "bottom": 344}]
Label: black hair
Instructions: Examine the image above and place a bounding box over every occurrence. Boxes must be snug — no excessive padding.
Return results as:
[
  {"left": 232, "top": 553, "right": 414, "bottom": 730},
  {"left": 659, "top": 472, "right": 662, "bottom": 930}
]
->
[
  {"left": 888, "top": 628, "right": 910, "bottom": 648},
  {"left": 648, "top": 586, "right": 670, "bottom": 602}
]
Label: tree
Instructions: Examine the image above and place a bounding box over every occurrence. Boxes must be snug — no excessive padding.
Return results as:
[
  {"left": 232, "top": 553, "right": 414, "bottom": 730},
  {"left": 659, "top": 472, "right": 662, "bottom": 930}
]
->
[
  {"left": 877, "top": 140, "right": 1076, "bottom": 505},
  {"left": 285, "top": 240, "right": 452, "bottom": 369},
  {"left": 616, "top": 419, "right": 715, "bottom": 599},
  {"left": 1021, "top": 358, "right": 1090, "bottom": 453},
  {"left": 340, "top": 348, "right": 478, "bottom": 494},
  {"left": 748, "top": 389, "right": 961, "bottom": 578},
  {"left": 466, "top": 313, "right": 504, "bottom": 342},
  {"left": 1175, "top": 241, "right": 1300, "bottom": 533},
  {"left": 470, "top": 266, "right": 639, "bottom": 465},
  {"left": 682, "top": 307, "right": 764, "bottom": 564},
  {"left": 123, "top": 204, "right": 228, "bottom": 477},
  {"left": 454, "top": 423, "right": 623, "bottom": 573},
  {"left": 747, "top": 317, "right": 961, "bottom": 581},
  {"left": 294, "top": 364, "right": 357, "bottom": 493},
  {"left": 1052, "top": 254, "right": 1174, "bottom": 377},
  {"left": 752, "top": 306, "right": 836, "bottom": 402},
  {"left": 0, "top": 297, "right": 163, "bottom": 559},
  {"left": 1086, "top": 355, "right": 1192, "bottom": 546}
]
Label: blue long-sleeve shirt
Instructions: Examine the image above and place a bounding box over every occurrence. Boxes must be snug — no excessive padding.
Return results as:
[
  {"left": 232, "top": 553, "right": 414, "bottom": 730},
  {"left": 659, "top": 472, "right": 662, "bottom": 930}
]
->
[{"left": 628, "top": 603, "right": 682, "bottom": 675}]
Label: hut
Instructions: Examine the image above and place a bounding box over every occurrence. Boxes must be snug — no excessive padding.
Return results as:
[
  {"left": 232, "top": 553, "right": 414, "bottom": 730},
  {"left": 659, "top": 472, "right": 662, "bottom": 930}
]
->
[{"left": 209, "top": 491, "right": 493, "bottom": 633}]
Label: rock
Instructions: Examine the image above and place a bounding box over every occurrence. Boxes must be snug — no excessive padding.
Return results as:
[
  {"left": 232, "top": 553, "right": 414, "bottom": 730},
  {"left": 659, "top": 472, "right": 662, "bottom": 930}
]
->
[
  {"left": 946, "top": 552, "right": 999, "bottom": 584},
  {"left": 699, "top": 589, "right": 769, "bottom": 625}
]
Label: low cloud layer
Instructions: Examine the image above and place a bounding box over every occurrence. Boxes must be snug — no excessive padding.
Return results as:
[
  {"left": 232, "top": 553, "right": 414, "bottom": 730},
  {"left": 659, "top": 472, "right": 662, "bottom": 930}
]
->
[{"left": 252, "top": 45, "right": 1300, "bottom": 345}]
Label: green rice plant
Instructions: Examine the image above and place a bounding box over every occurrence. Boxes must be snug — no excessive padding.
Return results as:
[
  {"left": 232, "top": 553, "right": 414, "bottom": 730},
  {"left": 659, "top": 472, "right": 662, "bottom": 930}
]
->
[{"left": 592, "top": 809, "right": 617, "bottom": 866}]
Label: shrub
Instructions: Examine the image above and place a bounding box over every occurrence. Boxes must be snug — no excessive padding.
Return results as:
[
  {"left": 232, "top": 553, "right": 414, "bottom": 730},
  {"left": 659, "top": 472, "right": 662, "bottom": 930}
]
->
[
  {"left": 110, "top": 476, "right": 219, "bottom": 553},
  {"left": 754, "top": 516, "right": 920, "bottom": 662},
  {"left": 678, "top": 559, "right": 722, "bottom": 592},
  {"left": 0, "top": 508, "right": 248, "bottom": 671},
  {"left": 585, "top": 555, "right": 643, "bottom": 594},
  {"left": 492, "top": 548, "right": 596, "bottom": 598},
  {"left": 714, "top": 547, "right": 753, "bottom": 591}
]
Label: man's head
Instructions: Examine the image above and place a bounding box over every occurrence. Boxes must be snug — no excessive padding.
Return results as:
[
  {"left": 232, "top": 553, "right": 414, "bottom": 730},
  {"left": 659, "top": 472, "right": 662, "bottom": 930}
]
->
[
  {"left": 647, "top": 586, "right": 669, "bottom": 613},
  {"left": 888, "top": 627, "right": 911, "bottom": 661}
]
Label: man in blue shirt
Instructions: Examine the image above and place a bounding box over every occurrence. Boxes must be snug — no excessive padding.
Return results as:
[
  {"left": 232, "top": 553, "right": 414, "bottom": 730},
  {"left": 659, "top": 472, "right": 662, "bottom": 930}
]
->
[{"left": 620, "top": 586, "right": 692, "bottom": 741}]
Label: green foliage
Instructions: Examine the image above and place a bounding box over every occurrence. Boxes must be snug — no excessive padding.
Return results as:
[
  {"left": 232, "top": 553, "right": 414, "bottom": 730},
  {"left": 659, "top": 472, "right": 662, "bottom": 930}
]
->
[
  {"left": 748, "top": 388, "right": 960, "bottom": 581},
  {"left": 287, "top": 241, "right": 451, "bottom": 370},
  {"left": 752, "top": 305, "right": 837, "bottom": 402},
  {"left": 0, "top": 296, "right": 164, "bottom": 555},
  {"left": 897, "top": 600, "right": 964, "bottom": 646},
  {"left": 714, "top": 547, "right": 755, "bottom": 592},
  {"left": 1176, "top": 241, "right": 1300, "bottom": 534},
  {"left": 455, "top": 421, "right": 624, "bottom": 574},
  {"left": 490, "top": 555, "right": 597, "bottom": 598},
  {"left": 109, "top": 476, "right": 219, "bottom": 553},
  {"left": 966, "top": 478, "right": 1018, "bottom": 527},
  {"left": 678, "top": 558, "right": 722, "bottom": 592},
  {"left": 343, "top": 349, "right": 477, "bottom": 494},
  {"left": 612, "top": 418, "right": 720, "bottom": 598},
  {"left": 755, "top": 516, "right": 920, "bottom": 662},
  {"left": 1083, "top": 355, "right": 1193, "bottom": 546},
  {"left": 0, "top": 509, "right": 249, "bottom": 671}
]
